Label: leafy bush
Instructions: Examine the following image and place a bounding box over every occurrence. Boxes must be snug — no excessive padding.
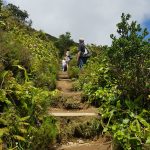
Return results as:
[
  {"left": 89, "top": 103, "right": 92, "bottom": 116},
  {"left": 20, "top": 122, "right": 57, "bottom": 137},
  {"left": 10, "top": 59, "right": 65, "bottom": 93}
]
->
[
  {"left": 68, "top": 57, "right": 80, "bottom": 79},
  {"left": 75, "top": 13, "right": 150, "bottom": 149},
  {"left": 28, "top": 117, "right": 57, "bottom": 150},
  {"left": 108, "top": 13, "right": 149, "bottom": 102},
  {"left": 0, "top": 3, "right": 59, "bottom": 149},
  {"left": 73, "top": 119, "right": 102, "bottom": 138},
  {"left": 0, "top": 73, "right": 58, "bottom": 149},
  {"left": 54, "top": 32, "right": 74, "bottom": 57}
]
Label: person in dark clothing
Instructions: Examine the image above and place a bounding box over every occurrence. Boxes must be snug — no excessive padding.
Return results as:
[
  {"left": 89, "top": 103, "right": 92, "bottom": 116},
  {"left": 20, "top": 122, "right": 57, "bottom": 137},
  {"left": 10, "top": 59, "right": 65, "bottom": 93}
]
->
[{"left": 77, "top": 38, "right": 88, "bottom": 68}]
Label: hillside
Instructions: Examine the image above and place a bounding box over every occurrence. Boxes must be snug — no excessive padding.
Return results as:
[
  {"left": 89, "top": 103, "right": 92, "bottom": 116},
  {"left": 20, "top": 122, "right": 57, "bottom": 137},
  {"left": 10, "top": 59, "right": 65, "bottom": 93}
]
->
[
  {"left": 0, "top": 1, "right": 59, "bottom": 149},
  {"left": 0, "top": 1, "right": 150, "bottom": 150}
]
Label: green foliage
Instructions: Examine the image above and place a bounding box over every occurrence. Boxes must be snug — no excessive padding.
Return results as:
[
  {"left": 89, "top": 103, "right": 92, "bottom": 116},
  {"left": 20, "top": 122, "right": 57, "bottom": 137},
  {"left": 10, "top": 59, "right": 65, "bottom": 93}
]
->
[
  {"left": 75, "top": 13, "right": 150, "bottom": 149},
  {"left": 76, "top": 56, "right": 111, "bottom": 105},
  {"left": 1, "top": 3, "right": 150, "bottom": 149},
  {"left": 0, "top": 3, "right": 59, "bottom": 149},
  {"left": 28, "top": 117, "right": 57, "bottom": 150},
  {"left": 108, "top": 13, "right": 149, "bottom": 101},
  {"left": 0, "top": 0, "right": 2, "bottom": 11},
  {"left": 100, "top": 99, "right": 150, "bottom": 150},
  {"left": 4, "top": 26, "right": 59, "bottom": 89},
  {"left": 0, "top": 73, "right": 58, "bottom": 149},
  {"left": 74, "top": 119, "right": 102, "bottom": 138},
  {"left": 0, "top": 108, "right": 29, "bottom": 149},
  {"left": 68, "top": 57, "right": 80, "bottom": 79},
  {"left": 6, "top": 3, "right": 29, "bottom": 22},
  {"left": 54, "top": 32, "right": 74, "bottom": 57}
]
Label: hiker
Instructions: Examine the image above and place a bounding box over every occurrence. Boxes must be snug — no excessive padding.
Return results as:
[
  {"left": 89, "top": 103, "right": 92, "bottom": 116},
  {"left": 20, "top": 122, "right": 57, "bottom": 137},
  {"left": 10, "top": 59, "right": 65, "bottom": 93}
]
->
[
  {"left": 66, "top": 48, "right": 70, "bottom": 58},
  {"left": 62, "top": 57, "right": 67, "bottom": 71},
  {"left": 65, "top": 49, "right": 70, "bottom": 63},
  {"left": 66, "top": 48, "right": 72, "bottom": 62},
  {"left": 65, "top": 48, "right": 72, "bottom": 69},
  {"left": 77, "top": 38, "right": 89, "bottom": 68}
]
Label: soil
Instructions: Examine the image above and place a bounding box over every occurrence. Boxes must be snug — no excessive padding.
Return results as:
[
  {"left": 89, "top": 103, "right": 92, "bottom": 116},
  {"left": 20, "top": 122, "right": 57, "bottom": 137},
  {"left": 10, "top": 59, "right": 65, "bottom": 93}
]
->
[
  {"left": 50, "top": 71, "right": 112, "bottom": 150},
  {"left": 57, "top": 138, "right": 112, "bottom": 150}
]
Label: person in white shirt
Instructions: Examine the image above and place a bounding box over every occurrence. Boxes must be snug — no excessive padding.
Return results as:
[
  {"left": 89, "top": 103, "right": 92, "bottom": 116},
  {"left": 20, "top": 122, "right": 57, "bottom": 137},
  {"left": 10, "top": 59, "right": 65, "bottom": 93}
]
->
[
  {"left": 62, "top": 57, "right": 67, "bottom": 71},
  {"left": 66, "top": 49, "right": 70, "bottom": 57},
  {"left": 65, "top": 48, "right": 72, "bottom": 69}
]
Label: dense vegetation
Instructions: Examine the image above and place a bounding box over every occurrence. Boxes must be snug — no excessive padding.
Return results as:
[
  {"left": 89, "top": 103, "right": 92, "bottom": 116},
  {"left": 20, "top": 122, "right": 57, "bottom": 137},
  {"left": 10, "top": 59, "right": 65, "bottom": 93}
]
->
[
  {"left": 0, "top": 0, "right": 150, "bottom": 149},
  {"left": 73, "top": 13, "right": 150, "bottom": 149},
  {"left": 0, "top": 1, "right": 59, "bottom": 149}
]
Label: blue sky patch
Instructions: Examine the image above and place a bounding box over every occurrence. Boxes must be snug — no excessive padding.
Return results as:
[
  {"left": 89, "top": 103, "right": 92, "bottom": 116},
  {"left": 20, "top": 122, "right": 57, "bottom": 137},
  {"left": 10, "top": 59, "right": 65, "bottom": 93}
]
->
[{"left": 142, "top": 19, "right": 150, "bottom": 39}]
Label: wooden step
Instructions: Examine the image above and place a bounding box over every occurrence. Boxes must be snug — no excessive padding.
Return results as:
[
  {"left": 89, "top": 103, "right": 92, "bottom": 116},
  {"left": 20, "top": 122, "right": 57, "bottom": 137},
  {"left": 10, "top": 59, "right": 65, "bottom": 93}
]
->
[{"left": 50, "top": 112, "right": 97, "bottom": 117}]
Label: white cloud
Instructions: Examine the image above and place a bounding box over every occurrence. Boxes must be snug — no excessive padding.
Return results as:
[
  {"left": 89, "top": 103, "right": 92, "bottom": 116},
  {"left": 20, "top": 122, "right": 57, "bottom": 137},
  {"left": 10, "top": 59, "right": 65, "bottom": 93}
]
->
[{"left": 6, "top": 0, "right": 150, "bottom": 45}]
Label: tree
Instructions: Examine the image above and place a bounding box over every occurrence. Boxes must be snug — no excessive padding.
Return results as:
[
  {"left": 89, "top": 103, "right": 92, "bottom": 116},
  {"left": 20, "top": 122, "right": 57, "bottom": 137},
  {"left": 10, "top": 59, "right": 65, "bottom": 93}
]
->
[
  {"left": 6, "top": 3, "right": 29, "bottom": 22},
  {"left": 108, "top": 13, "right": 149, "bottom": 102},
  {"left": 54, "top": 32, "right": 74, "bottom": 57},
  {"left": 0, "top": 0, "right": 2, "bottom": 11}
]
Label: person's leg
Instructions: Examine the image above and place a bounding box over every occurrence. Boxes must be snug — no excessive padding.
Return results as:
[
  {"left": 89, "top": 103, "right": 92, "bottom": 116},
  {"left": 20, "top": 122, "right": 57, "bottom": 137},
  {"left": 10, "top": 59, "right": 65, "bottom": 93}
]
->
[
  {"left": 66, "top": 61, "right": 69, "bottom": 70},
  {"left": 64, "top": 64, "right": 67, "bottom": 71},
  {"left": 82, "top": 57, "right": 88, "bottom": 64},
  {"left": 62, "top": 64, "right": 64, "bottom": 71},
  {"left": 78, "top": 57, "right": 84, "bottom": 68},
  {"left": 62, "top": 64, "right": 66, "bottom": 71}
]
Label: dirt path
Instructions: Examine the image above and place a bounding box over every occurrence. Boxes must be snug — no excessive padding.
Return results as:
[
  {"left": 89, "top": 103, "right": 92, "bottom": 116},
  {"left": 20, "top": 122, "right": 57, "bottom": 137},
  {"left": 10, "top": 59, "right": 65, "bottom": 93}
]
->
[
  {"left": 57, "top": 140, "right": 112, "bottom": 150},
  {"left": 50, "top": 71, "right": 111, "bottom": 150}
]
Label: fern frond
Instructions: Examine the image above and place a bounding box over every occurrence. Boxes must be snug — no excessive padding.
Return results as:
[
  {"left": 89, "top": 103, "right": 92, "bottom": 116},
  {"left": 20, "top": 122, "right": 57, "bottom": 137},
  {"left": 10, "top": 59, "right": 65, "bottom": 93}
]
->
[
  {"left": 19, "top": 128, "right": 27, "bottom": 134},
  {"left": 0, "top": 128, "right": 9, "bottom": 137},
  {"left": 19, "top": 116, "right": 30, "bottom": 122},
  {"left": 19, "top": 122, "right": 30, "bottom": 126},
  {"left": 13, "top": 135, "right": 25, "bottom": 141},
  {"left": 0, "top": 118, "right": 7, "bottom": 125},
  {"left": 0, "top": 71, "right": 8, "bottom": 88},
  {"left": 13, "top": 65, "right": 29, "bottom": 82}
]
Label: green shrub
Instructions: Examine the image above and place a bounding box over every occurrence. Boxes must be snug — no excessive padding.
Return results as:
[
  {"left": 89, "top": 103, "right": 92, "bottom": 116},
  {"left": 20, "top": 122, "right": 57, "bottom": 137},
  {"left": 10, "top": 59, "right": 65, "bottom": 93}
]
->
[
  {"left": 28, "top": 117, "right": 57, "bottom": 150},
  {"left": 75, "top": 13, "right": 150, "bottom": 149},
  {"left": 0, "top": 77, "right": 58, "bottom": 149},
  {"left": 0, "top": 3, "right": 59, "bottom": 149},
  {"left": 68, "top": 57, "right": 80, "bottom": 79}
]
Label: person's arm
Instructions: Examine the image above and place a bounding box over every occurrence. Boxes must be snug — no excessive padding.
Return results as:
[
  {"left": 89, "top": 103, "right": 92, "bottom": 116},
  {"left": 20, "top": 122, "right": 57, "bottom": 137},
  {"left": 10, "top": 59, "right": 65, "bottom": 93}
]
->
[
  {"left": 77, "top": 44, "right": 82, "bottom": 61},
  {"left": 77, "top": 51, "right": 81, "bottom": 61}
]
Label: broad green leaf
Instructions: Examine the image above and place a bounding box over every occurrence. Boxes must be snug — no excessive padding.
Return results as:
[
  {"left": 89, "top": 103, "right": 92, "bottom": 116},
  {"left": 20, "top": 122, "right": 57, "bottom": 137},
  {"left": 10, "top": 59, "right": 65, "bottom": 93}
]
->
[
  {"left": 136, "top": 119, "right": 141, "bottom": 132},
  {"left": 112, "top": 125, "right": 117, "bottom": 131},
  {"left": 20, "top": 116, "right": 30, "bottom": 121},
  {"left": 0, "top": 71, "right": 8, "bottom": 79},
  {"left": 123, "top": 118, "right": 129, "bottom": 124},
  {"left": 13, "top": 65, "right": 29, "bottom": 82},
  {"left": 0, "top": 128, "right": 9, "bottom": 137},
  {"left": 137, "top": 116, "right": 150, "bottom": 127},
  {"left": 0, "top": 118, "right": 7, "bottom": 125},
  {"left": 103, "top": 127, "right": 108, "bottom": 132},
  {"left": 13, "top": 135, "right": 25, "bottom": 141},
  {"left": 19, "top": 122, "right": 30, "bottom": 126},
  {"left": 5, "top": 99, "right": 12, "bottom": 105},
  {"left": 19, "top": 128, "right": 27, "bottom": 134},
  {"left": 146, "top": 136, "right": 150, "bottom": 144}
]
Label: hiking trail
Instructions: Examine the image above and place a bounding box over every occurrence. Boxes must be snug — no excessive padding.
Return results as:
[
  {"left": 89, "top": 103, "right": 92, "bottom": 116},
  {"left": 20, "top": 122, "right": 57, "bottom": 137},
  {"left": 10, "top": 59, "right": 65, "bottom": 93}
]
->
[{"left": 49, "top": 71, "right": 112, "bottom": 150}]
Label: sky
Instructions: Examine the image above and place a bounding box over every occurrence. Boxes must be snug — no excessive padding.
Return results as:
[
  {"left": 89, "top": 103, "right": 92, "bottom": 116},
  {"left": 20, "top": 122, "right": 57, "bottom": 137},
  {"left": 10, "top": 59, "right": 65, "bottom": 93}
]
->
[{"left": 5, "top": 0, "right": 150, "bottom": 45}]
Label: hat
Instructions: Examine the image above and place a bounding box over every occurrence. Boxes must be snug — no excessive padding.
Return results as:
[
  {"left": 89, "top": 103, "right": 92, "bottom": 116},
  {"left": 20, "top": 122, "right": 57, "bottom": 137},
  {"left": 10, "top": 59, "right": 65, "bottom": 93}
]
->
[{"left": 79, "top": 38, "right": 84, "bottom": 42}]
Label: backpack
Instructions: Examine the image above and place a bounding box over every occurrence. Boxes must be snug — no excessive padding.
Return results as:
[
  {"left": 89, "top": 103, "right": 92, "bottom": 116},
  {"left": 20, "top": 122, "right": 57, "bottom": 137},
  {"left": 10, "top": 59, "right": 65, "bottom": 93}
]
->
[
  {"left": 83, "top": 47, "right": 91, "bottom": 57},
  {"left": 79, "top": 44, "right": 91, "bottom": 58}
]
